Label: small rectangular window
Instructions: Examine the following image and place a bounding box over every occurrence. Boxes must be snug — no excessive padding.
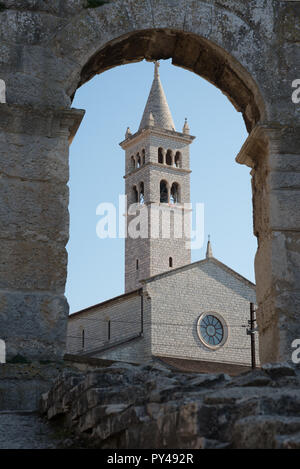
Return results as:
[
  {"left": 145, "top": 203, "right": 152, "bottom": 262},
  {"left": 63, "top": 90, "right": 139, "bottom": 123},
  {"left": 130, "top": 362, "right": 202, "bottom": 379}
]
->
[
  {"left": 169, "top": 257, "right": 173, "bottom": 268},
  {"left": 136, "top": 259, "right": 139, "bottom": 270}
]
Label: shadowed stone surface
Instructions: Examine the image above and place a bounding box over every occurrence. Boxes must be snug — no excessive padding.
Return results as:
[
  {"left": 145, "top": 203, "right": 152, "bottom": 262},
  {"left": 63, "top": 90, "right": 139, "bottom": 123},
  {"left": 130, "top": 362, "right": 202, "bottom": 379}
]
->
[
  {"left": 0, "top": 412, "right": 61, "bottom": 449},
  {"left": 41, "top": 360, "right": 300, "bottom": 449}
]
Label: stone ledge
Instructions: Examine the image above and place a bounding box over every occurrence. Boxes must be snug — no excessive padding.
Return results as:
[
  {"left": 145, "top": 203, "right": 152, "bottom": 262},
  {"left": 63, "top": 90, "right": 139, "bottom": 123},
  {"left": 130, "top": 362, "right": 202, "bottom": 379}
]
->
[
  {"left": 41, "top": 360, "right": 300, "bottom": 449},
  {"left": 0, "top": 104, "right": 85, "bottom": 143}
]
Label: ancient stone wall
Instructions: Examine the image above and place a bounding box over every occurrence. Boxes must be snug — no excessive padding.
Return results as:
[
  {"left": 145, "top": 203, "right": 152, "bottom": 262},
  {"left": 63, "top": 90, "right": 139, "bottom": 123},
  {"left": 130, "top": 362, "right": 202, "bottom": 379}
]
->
[{"left": 41, "top": 360, "right": 300, "bottom": 449}]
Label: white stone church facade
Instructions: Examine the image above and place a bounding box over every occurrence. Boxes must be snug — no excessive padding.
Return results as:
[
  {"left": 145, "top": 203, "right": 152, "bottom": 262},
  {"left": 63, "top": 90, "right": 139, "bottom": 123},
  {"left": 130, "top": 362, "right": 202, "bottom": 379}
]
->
[{"left": 67, "top": 63, "right": 258, "bottom": 374}]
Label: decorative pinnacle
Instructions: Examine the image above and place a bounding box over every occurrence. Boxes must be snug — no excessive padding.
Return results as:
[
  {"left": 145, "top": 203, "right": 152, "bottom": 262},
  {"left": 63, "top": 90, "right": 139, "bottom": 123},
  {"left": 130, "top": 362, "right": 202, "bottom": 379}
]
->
[
  {"left": 206, "top": 235, "right": 213, "bottom": 259},
  {"left": 183, "top": 117, "right": 190, "bottom": 134},
  {"left": 154, "top": 61, "right": 160, "bottom": 78},
  {"left": 125, "top": 127, "right": 132, "bottom": 139},
  {"left": 148, "top": 112, "right": 155, "bottom": 126}
]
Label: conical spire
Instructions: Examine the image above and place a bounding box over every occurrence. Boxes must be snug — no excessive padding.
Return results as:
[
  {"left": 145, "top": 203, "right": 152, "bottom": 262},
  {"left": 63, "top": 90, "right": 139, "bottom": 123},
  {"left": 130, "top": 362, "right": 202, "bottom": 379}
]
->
[
  {"left": 206, "top": 235, "right": 213, "bottom": 259},
  {"left": 139, "top": 61, "right": 175, "bottom": 132}
]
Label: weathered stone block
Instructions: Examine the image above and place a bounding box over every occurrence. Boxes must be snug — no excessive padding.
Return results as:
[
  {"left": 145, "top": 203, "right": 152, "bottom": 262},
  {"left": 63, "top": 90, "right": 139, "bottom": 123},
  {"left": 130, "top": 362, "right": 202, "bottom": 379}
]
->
[
  {"left": 0, "top": 177, "right": 69, "bottom": 242},
  {"left": 270, "top": 190, "right": 300, "bottom": 230},
  {"left": 0, "top": 239, "right": 67, "bottom": 292},
  {"left": 0, "top": 9, "right": 65, "bottom": 45},
  {"left": 0, "top": 132, "right": 69, "bottom": 182},
  {"left": 0, "top": 290, "right": 68, "bottom": 360}
]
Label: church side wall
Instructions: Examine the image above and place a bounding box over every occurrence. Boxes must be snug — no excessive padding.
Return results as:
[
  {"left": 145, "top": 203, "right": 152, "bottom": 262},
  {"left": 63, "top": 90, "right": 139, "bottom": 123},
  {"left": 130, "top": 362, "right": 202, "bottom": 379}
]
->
[
  {"left": 67, "top": 291, "right": 152, "bottom": 363},
  {"left": 145, "top": 261, "right": 259, "bottom": 368},
  {"left": 95, "top": 293, "right": 152, "bottom": 363}
]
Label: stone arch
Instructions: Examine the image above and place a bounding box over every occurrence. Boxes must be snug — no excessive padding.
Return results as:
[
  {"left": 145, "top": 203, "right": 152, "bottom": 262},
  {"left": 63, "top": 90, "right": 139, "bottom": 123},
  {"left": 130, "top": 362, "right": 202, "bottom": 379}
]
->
[
  {"left": 170, "top": 182, "right": 180, "bottom": 204},
  {"left": 49, "top": 3, "right": 267, "bottom": 131},
  {"left": 166, "top": 150, "right": 173, "bottom": 166},
  {"left": 160, "top": 180, "right": 169, "bottom": 203},
  {"left": 174, "top": 152, "right": 182, "bottom": 168},
  {"left": 139, "top": 182, "right": 145, "bottom": 205},
  {"left": 48, "top": 3, "right": 270, "bottom": 363},
  {"left": 131, "top": 155, "right": 136, "bottom": 170},
  {"left": 2, "top": 0, "right": 298, "bottom": 365},
  {"left": 158, "top": 147, "right": 164, "bottom": 164},
  {"left": 132, "top": 185, "right": 139, "bottom": 204},
  {"left": 141, "top": 149, "right": 146, "bottom": 165}
]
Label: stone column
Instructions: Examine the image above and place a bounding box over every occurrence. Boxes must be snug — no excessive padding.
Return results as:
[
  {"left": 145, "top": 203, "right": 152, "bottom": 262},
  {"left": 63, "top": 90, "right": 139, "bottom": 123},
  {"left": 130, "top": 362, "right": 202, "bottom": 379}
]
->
[
  {"left": 0, "top": 104, "right": 84, "bottom": 361},
  {"left": 237, "top": 123, "right": 300, "bottom": 363}
]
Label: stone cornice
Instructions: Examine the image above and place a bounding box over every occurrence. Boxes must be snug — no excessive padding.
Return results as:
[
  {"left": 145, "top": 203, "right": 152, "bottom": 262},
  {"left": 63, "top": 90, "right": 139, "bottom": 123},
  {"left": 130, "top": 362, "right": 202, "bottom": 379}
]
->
[
  {"left": 235, "top": 122, "right": 300, "bottom": 169},
  {"left": 0, "top": 104, "right": 85, "bottom": 144},
  {"left": 119, "top": 125, "right": 195, "bottom": 149}
]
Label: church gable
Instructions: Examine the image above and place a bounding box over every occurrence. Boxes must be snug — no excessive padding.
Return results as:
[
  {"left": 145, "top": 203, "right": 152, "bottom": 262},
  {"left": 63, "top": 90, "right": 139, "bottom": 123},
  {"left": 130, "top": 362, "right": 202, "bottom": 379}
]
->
[
  {"left": 144, "top": 257, "right": 257, "bottom": 369},
  {"left": 196, "top": 259, "right": 255, "bottom": 301},
  {"left": 143, "top": 257, "right": 255, "bottom": 302}
]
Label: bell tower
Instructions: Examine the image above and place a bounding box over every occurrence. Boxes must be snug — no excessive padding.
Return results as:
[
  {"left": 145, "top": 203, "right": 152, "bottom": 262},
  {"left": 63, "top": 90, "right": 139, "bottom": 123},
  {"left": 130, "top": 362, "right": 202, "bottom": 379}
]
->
[{"left": 120, "top": 62, "right": 195, "bottom": 292}]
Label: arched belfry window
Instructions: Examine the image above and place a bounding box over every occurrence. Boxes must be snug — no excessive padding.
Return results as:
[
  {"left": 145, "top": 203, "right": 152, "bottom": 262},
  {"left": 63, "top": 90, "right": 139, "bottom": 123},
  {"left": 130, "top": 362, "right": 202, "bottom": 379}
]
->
[
  {"left": 166, "top": 150, "right": 172, "bottom": 166},
  {"left": 142, "top": 149, "right": 145, "bottom": 165},
  {"left": 175, "top": 152, "right": 181, "bottom": 168},
  {"left": 131, "top": 156, "right": 135, "bottom": 170},
  {"left": 160, "top": 180, "right": 169, "bottom": 203},
  {"left": 170, "top": 183, "right": 180, "bottom": 204},
  {"left": 139, "top": 182, "right": 145, "bottom": 204},
  {"left": 133, "top": 185, "right": 138, "bottom": 203},
  {"left": 136, "top": 153, "right": 141, "bottom": 168},
  {"left": 158, "top": 147, "right": 164, "bottom": 164}
]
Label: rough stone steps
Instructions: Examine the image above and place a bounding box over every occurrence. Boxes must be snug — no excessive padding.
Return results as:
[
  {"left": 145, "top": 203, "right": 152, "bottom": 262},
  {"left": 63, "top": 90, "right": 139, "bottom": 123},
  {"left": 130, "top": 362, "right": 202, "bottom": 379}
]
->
[
  {"left": 39, "top": 361, "right": 300, "bottom": 448},
  {"left": 232, "top": 415, "right": 300, "bottom": 448},
  {"left": 0, "top": 411, "right": 61, "bottom": 449}
]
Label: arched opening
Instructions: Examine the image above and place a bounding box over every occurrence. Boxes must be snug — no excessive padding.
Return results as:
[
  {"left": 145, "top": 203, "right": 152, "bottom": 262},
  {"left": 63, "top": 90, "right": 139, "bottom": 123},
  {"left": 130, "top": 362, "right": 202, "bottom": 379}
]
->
[
  {"left": 175, "top": 152, "right": 181, "bottom": 168},
  {"left": 160, "top": 180, "right": 169, "bottom": 203},
  {"left": 131, "top": 156, "right": 136, "bottom": 170},
  {"left": 67, "top": 58, "right": 263, "bottom": 316},
  {"left": 82, "top": 329, "right": 85, "bottom": 349},
  {"left": 158, "top": 148, "right": 164, "bottom": 164},
  {"left": 136, "top": 153, "right": 141, "bottom": 168},
  {"left": 133, "top": 185, "right": 138, "bottom": 203},
  {"left": 63, "top": 25, "right": 268, "bottom": 358},
  {"left": 75, "top": 30, "right": 265, "bottom": 133},
  {"left": 139, "top": 182, "right": 145, "bottom": 205},
  {"left": 142, "top": 149, "right": 146, "bottom": 166},
  {"left": 166, "top": 150, "right": 173, "bottom": 166},
  {"left": 170, "top": 183, "right": 180, "bottom": 204}
]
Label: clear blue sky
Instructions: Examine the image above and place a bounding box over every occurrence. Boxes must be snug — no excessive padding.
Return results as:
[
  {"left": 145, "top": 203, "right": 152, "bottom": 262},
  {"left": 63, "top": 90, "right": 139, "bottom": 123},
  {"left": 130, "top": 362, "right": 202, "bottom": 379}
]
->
[{"left": 66, "top": 59, "right": 257, "bottom": 314}]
